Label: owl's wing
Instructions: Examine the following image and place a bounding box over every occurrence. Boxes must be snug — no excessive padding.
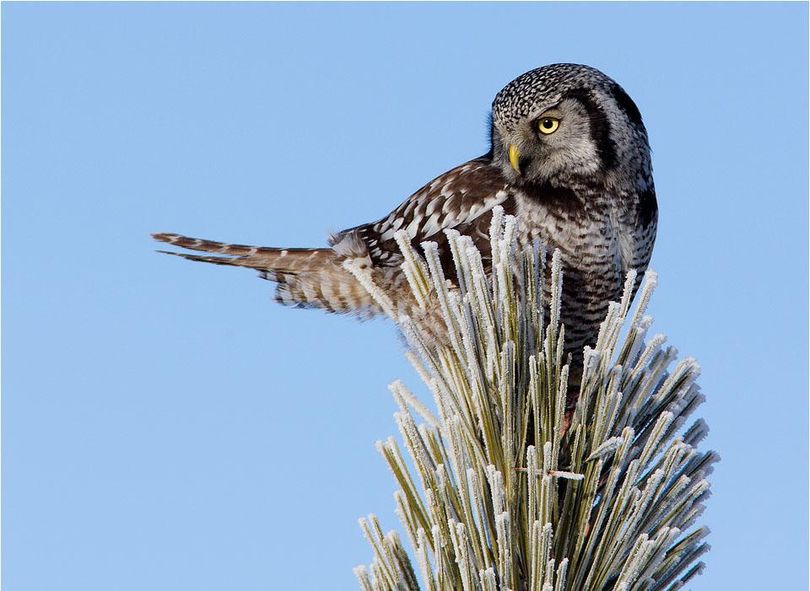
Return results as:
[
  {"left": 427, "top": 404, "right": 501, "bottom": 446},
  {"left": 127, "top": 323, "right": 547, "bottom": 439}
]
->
[{"left": 331, "top": 157, "right": 514, "bottom": 269}]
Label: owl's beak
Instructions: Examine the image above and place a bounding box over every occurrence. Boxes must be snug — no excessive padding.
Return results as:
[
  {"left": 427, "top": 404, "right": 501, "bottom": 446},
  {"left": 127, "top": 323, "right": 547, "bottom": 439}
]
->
[{"left": 508, "top": 144, "right": 521, "bottom": 174}]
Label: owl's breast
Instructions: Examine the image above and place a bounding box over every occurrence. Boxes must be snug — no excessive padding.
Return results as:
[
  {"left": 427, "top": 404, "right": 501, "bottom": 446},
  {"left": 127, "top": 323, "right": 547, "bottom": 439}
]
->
[{"left": 513, "top": 184, "right": 655, "bottom": 352}]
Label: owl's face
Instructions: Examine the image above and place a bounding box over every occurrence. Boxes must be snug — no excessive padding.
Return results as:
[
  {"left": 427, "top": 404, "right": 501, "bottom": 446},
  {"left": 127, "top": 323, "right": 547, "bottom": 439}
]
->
[{"left": 490, "top": 64, "right": 651, "bottom": 190}]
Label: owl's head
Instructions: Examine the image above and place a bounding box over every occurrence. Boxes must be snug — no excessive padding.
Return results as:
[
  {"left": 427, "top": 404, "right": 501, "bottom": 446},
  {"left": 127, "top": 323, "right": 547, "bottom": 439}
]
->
[{"left": 490, "top": 64, "right": 652, "bottom": 190}]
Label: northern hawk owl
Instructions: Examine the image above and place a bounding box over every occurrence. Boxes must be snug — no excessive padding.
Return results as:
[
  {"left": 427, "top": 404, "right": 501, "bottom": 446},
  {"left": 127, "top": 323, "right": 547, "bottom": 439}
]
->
[{"left": 154, "top": 63, "right": 658, "bottom": 397}]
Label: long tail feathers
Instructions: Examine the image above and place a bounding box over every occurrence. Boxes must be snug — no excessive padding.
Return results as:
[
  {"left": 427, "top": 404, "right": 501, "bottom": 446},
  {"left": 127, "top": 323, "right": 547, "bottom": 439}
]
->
[
  {"left": 152, "top": 233, "right": 312, "bottom": 271},
  {"left": 152, "top": 232, "right": 380, "bottom": 316}
]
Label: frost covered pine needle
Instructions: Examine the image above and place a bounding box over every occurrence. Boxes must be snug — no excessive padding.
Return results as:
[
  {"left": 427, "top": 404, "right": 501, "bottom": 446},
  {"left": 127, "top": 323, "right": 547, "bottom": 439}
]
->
[{"left": 355, "top": 208, "right": 716, "bottom": 591}]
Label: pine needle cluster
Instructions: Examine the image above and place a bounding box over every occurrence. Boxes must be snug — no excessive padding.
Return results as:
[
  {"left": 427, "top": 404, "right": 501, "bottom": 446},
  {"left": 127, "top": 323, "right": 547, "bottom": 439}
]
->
[{"left": 350, "top": 209, "right": 716, "bottom": 591}]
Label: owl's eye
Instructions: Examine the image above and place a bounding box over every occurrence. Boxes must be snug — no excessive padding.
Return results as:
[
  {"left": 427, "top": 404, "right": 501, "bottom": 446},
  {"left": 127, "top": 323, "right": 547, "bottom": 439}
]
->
[{"left": 538, "top": 117, "right": 560, "bottom": 135}]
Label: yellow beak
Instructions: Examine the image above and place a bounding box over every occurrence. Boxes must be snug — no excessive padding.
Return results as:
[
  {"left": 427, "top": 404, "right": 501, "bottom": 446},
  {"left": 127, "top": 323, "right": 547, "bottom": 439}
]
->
[{"left": 508, "top": 144, "right": 521, "bottom": 173}]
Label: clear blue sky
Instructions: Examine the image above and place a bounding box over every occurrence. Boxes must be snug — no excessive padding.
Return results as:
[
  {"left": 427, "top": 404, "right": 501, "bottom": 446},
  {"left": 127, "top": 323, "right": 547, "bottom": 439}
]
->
[{"left": 3, "top": 3, "right": 807, "bottom": 590}]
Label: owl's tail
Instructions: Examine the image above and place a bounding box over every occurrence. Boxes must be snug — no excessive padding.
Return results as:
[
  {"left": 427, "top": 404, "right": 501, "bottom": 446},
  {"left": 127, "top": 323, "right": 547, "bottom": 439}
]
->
[{"left": 152, "top": 233, "right": 380, "bottom": 316}]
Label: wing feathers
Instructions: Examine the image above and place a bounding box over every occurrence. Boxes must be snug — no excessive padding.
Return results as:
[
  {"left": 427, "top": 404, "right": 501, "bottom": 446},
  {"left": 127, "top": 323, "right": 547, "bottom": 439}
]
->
[{"left": 153, "top": 157, "right": 513, "bottom": 318}]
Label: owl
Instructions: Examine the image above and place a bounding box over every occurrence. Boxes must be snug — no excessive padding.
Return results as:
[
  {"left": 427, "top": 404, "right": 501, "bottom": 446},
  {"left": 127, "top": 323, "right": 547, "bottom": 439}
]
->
[{"left": 154, "top": 63, "right": 658, "bottom": 399}]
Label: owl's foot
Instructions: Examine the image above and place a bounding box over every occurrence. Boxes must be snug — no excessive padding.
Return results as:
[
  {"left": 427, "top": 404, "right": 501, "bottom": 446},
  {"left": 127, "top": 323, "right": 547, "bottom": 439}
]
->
[{"left": 560, "top": 408, "right": 574, "bottom": 438}]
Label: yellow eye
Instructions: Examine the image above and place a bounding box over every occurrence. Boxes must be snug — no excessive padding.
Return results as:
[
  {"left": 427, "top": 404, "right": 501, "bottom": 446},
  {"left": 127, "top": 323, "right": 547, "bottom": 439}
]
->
[{"left": 538, "top": 117, "right": 560, "bottom": 135}]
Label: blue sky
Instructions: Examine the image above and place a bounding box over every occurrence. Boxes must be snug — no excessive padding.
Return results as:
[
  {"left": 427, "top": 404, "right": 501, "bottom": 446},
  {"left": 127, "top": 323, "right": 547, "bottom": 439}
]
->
[{"left": 3, "top": 3, "right": 807, "bottom": 590}]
